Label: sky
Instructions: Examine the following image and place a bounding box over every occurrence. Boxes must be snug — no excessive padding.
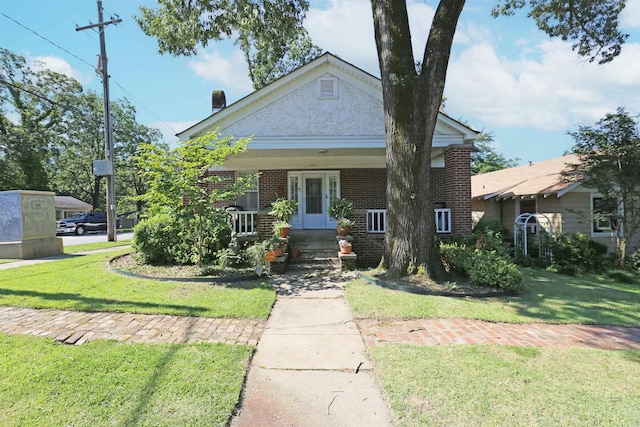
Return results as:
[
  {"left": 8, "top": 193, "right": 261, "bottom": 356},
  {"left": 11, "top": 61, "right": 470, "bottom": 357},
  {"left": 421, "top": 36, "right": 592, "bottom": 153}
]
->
[{"left": 1, "top": 0, "right": 639, "bottom": 165}]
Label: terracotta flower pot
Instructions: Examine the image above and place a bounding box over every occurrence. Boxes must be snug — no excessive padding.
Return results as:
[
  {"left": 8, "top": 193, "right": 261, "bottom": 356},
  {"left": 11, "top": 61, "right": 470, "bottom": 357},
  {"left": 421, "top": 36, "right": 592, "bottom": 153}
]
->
[
  {"left": 290, "top": 248, "right": 300, "bottom": 259},
  {"left": 337, "top": 226, "right": 350, "bottom": 236},
  {"left": 272, "top": 248, "right": 283, "bottom": 257},
  {"left": 339, "top": 245, "right": 352, "bottom": 254},
  {"left": 279, "top": 227, "right": 290, "bottom": 238}
]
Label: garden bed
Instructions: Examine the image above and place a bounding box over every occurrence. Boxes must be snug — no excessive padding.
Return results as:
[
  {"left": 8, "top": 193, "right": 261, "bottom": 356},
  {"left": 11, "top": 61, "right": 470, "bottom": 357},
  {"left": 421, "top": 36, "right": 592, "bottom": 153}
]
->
[
  {"left": 360, "top": 271, "right": 508, "bottom": 297},
  {"left": 110, "top": 252, "right": 259, "bottom": 283}
]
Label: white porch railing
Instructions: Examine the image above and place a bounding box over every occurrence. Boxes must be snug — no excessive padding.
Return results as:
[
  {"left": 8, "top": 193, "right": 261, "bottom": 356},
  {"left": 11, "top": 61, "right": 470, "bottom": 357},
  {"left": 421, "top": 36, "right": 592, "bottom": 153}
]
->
[
  {"left": 228, "top": 211, "right": 259, "bottom": 236},
  {"left": 366, "top": 208, "right": 452, "bottom": 234}
]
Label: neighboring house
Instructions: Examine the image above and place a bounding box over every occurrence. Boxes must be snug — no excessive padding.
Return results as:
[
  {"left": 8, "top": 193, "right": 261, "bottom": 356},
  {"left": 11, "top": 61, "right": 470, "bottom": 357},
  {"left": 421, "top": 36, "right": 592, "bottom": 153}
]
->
[
  {"left": 471, "top": 154, "right": 639, "bottom": 253},
  {"left": 177, "top": 53, "right": 477, "bottom": 263},
  {"left": 54, "top": 196, "right": 92, "bottom": 220}
]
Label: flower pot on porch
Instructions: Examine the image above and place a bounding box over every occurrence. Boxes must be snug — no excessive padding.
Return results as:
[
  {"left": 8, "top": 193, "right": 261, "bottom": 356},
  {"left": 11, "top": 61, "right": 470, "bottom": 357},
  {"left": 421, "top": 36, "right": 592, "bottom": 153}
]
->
[
  {"left": 290, "top": 248, "right": 300, "bottom": 259},
  {"left": 279, "top": 227, "right": 290, "bottom": 238},
  {"left": 336, "top": 226, "right": 350, "bottom": 237},
  {"left": 339, "top": 245, "right": 352, "bottom": 254},
  {"left": 272, "top": 248, "right": 284, "bottom": 257}
]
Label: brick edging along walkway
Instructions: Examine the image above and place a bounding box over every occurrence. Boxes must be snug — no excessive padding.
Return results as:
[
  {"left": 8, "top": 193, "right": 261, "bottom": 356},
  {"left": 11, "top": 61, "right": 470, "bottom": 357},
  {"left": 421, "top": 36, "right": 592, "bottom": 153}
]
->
[
  {"left": 357, "top": 318, "right": 640, "bottom": 350},
  {"left": 0, "top": 307, "right": 266, "bottom": 346},
  {"left": 2, "top": 306, "right": 639, "bottom": 350}
]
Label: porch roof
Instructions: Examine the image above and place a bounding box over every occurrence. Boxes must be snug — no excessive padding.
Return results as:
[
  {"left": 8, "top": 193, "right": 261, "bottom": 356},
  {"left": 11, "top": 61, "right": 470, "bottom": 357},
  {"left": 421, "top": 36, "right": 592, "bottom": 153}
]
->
[{"left": 471, "top": 154, "right": 583, "bottom": 201}]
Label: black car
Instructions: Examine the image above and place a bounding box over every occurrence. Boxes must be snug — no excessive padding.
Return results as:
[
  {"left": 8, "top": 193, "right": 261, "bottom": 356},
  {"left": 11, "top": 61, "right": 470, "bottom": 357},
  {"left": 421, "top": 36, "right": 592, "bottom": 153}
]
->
[{"left": 56, "top": 212, "right": 107, "bottom": 235}]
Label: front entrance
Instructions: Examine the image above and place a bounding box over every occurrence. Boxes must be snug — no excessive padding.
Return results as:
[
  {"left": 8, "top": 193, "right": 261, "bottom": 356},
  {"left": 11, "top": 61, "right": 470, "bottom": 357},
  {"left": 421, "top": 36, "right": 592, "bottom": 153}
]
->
[
  {"left": 303, "top": 175, "right": 325, "bottom": 228},
  {"left": 288, "top": 171, "right": 339, "bottom": 230}
]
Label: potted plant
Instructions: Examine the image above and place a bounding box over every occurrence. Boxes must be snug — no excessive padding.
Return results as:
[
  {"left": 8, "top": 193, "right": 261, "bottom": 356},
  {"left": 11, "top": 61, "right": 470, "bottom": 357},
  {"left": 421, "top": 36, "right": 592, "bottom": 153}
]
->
[
  {"left": 269, "top": 198, "right": 298, "bottom": 237},
  {"left": 329, "top": 198, "right": 353, "bottom": 220},
  {"left": 273, "top": 220, "right": 292, "bottom": 238},
  {"left": 336, "top": 217, "right": 354, "bottom": 236},
  {"left": 269, "top": 236, "right": 285, "bottom": 257},
  {"left": 338, "top": 239, "right": 352, "bottom": 254}
]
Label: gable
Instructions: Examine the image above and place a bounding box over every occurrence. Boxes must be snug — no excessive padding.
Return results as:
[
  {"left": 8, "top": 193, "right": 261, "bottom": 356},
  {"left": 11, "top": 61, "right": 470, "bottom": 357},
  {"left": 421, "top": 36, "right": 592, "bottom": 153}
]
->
[{"left": 219, "top": 71, "right": 384, "bottom": 138}]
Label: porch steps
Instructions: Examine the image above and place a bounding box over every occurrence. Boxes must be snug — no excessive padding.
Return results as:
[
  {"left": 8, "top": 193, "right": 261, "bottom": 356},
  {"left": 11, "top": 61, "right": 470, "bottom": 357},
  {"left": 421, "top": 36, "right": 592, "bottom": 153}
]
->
[{"left": 287, "top": 230, "right": 339, "bottom": 272}]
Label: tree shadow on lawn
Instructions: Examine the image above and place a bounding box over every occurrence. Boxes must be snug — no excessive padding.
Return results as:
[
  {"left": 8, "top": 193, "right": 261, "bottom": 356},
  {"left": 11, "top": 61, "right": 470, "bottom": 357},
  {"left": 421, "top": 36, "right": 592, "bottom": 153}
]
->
[
  {"left": 511, "top": 269, "right": 640, "bottom": 326},
  {"left": 0, "top": 287, "right": 209, "bottom": 316}
]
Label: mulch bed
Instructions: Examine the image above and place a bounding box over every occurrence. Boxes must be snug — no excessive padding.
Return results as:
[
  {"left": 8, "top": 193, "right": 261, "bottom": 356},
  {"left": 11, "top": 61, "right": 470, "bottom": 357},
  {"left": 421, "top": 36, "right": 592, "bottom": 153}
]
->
[{"left": 360, "top": 271, "right": 508, "bottom": 298}]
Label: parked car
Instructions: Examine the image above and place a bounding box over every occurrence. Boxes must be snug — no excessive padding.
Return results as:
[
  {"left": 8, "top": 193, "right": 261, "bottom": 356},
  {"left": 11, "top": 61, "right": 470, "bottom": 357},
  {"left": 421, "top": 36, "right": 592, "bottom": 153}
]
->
[{"left": 56, "top": 212, "right": 107, "bottom": 235}]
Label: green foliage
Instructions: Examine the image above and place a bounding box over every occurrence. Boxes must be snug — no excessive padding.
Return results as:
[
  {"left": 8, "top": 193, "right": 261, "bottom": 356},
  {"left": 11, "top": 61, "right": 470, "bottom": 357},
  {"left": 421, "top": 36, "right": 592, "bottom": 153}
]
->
[
  {"left": 269, "top": 198, "right": 298, "bottom": 222},
  {"left": 329, "top": 198, "right": 353, "bottom": 219},
  {"left": 492, "top": 0, "right": 628, "bottom": 64},
  {"left": 135, "top": 132, "right": 252, "bottom": 267},
  {"left": 471, "top": 131, "right": 520, "bottom": 174},
  {"left": 135, "top": 0, "right": 322, "bottom": 89},
  {"left": 440, "top": 242, "right": 523, "bottom": 293},
  {"left": 564, "top": 107, "right": 640, "bottom": 266},
  {"left": 244, "top": 240, "right": 271, "bottom": 275},
  {"left": 606, "top": 269, "right": 637, "bottom": 284},
  {"left": 552, "top": 232, "right": 609, "bottom": 274},
  {"left": 132, "top": 213, "right": 186, "bottom": 265},
  {"left": 0, "top": 48, "right": 82, "bottom": 191},
  {"left": 628, "top": 248, "right": 640, "bottom": 274},
  {"left": 466, "top": 250, "right": 524, "bottom": 294},
  {"left": 440, "top": 243, "right": 471, "bottom": 276},
  {"left": 470, "top": 216, "right": 510, "bottom": 255}
]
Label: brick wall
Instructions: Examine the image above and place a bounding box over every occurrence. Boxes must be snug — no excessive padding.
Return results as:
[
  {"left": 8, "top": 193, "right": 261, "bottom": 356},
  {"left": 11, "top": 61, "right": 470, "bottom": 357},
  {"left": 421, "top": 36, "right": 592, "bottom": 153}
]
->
[
  {"left": 340, "top": 169, "right": 386, "bottom": 210},
  {"left": 203, "top": 170, "right": 236, "bottom": 208},
  {"left": 444, "top": 147, "right": 472, "bottom": 235}
]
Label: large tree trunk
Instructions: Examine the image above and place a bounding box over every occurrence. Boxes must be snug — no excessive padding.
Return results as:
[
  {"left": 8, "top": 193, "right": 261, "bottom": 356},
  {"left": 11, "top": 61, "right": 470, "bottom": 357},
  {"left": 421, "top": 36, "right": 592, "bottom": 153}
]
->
[{"left": 372, "top": 0, "right": 465, "bottom": 278}]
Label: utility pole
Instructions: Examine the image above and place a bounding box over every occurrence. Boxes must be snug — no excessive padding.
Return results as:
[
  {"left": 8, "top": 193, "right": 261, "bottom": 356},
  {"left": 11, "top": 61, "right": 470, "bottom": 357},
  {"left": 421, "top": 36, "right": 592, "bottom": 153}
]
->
[{"left": 76, "top": 0, "right": 121, "bottom": 241}]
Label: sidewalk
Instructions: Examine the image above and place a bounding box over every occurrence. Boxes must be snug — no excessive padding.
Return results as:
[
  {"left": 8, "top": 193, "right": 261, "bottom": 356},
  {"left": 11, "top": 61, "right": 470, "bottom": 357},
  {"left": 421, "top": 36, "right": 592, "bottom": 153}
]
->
[
  {"left": 0, "top": 246, "right": 129, "bottom": 270},
  {"left": 231, "top": 270, "right": 392, "bottom": 427}
]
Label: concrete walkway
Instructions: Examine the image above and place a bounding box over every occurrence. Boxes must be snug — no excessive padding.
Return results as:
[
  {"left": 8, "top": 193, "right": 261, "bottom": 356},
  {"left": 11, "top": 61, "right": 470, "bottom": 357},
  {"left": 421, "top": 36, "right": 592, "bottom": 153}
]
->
[{"left": 231, "top": 270, "right": 392, "bottom": 427}]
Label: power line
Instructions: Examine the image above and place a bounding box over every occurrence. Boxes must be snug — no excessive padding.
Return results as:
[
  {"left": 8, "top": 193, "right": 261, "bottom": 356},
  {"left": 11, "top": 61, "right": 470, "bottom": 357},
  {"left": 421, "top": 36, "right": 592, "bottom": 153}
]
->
[
  {"left": 0, "top": 12, "right": 95, "bottom": 70},
  {"left": 1, "top": 11, "right": 180, "bottom": 139}
]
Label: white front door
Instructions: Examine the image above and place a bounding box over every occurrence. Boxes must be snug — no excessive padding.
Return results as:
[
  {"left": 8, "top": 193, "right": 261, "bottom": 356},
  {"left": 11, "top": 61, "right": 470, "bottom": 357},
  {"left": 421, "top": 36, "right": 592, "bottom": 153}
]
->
[{"left": 302, "top": 174, "right": 326, "bottom": 228}]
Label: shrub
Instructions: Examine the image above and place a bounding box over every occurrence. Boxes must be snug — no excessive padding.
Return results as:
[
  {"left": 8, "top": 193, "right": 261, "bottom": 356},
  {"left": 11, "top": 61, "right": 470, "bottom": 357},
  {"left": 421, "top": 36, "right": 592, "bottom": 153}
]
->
[
  {"left": 606, "top": 269, "right": 637, "bottom": 284},
  {"left": 551, "top": 232, "right": 608, "bottom": 274},
  {"left": 440, "top": 243, "right": 471, "bottom": 276},
  {"left": 133, "top": 209, "right": 231, "bottom": 266},
  {"left": 627, "top": 248, "right": 640, "bottom": 274},
  {"left": 132, "top": 214, "right": 185, "bottom": 265},
  {"left": 466, "top": 250, "right": 524, "bottom": 294}
]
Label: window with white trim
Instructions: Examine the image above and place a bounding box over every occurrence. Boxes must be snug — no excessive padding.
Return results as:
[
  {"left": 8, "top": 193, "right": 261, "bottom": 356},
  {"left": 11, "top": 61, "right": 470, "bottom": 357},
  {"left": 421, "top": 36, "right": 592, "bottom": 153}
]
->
[
  {"left": 591, "top": 195, "right": 618, "bottom": 235},
  {"left": 318, "top": 77, "right": 337, "bottom": 98},
  {"left": 236, "top": 171, "right": 259, "bottom": 211}
]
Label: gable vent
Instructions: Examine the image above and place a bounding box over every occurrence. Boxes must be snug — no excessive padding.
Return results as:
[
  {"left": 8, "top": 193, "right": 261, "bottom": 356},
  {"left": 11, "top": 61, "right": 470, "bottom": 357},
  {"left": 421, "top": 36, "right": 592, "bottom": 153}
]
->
[{"left": 318, "top": 77, "right": 337, "bottom": 98}]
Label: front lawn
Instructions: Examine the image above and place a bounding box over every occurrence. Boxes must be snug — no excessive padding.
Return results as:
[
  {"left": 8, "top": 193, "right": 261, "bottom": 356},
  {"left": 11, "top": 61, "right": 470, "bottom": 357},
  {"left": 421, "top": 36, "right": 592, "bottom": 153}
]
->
[
  {"left": 0, "top": 334, "right": 251, "bottom": 426},
  {"left": 347, "top": 268, "right": 640, "bottom": 326},
  {"left": 0, "top": 249, "right": 275, "bottom": 319},
  {"left": 370, "top": 345, "right": 640, "bottom": 427},
  {"left": 64, "top": 240, "right": 132, "bottom": 254}
]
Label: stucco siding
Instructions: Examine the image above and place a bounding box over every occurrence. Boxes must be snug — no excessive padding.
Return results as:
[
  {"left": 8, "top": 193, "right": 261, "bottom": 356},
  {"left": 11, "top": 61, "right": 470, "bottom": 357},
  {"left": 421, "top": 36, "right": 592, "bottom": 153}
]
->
[{"left": 220, "top": 75, "right": 384, "bottom": 137}]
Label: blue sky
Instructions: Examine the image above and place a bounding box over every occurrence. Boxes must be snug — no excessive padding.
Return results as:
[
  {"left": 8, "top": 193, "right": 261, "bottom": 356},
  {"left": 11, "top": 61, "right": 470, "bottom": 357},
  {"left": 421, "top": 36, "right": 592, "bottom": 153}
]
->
[{"left": 2, "top": 0, "right": 639, "bottom": 165}]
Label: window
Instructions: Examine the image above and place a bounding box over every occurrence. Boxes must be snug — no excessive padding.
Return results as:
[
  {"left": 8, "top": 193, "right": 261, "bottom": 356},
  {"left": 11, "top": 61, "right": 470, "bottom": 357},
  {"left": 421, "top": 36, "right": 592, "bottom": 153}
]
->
[
  {"left": 592, "top": 195, "right": 617, "bottom": 234},
  {"left": 236, "top": 172, "right": 259, "bottom": 211},
  {"left": 318, "top": 77, "right": 337, "bottom": 98}
]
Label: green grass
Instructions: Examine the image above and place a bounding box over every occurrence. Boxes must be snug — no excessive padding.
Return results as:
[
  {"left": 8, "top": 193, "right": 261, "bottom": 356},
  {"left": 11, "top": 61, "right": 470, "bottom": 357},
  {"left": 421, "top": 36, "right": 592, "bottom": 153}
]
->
[
  {"left": 0, "top": 249, "right": 275, "bottom": 319},
  {"left": 347, "top": 268, "right": 640, "bottom": 326},
  {"left": 64, "top": 240, "right": 132, "bottom": 254},
  {"left": 369, "top": 345, "right": 640, "bottom": 427},
  {"left": 0, "top": 334, "right": 252, "bottom": 426}
]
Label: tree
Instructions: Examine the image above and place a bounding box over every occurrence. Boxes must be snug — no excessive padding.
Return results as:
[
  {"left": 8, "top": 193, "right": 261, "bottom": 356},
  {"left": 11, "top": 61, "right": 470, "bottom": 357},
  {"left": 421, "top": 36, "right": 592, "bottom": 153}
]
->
[
  {"left": 0, "top": 48, "right": 82, "bottom": 190},
  {"left": 137, "top": 0, "right": 628, "bottom": 277},
  {"left": 472, "top": 132, "right": 520, "bottom": 174},
  {"left": 135, "top": 0, "right": 322, "bottom": 89},
  {"left": 563, "top": 108, "right": 640, "bottom": 267},
  {"left": 136, "top": 132, "right": 256, "bottom": 267}
]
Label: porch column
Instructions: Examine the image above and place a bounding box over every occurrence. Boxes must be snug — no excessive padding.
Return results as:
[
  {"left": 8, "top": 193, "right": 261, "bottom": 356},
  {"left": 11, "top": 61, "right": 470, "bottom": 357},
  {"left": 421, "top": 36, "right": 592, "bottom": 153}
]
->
[{"left": 444, "top": 146, "right": 472, "bottom": 235}]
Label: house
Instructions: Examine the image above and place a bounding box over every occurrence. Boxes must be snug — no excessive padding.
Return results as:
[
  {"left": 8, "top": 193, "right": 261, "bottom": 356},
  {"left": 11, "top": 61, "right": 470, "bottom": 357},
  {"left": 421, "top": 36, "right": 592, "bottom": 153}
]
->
[
  {"left": 471, "top": 154, "right": 639, "bottom": 253},
  {"left": 54, "top": 195, "right": 92, "bottom": 220},
  {"left": 177, "top": 53, "right": 477, "bottom": 263}
]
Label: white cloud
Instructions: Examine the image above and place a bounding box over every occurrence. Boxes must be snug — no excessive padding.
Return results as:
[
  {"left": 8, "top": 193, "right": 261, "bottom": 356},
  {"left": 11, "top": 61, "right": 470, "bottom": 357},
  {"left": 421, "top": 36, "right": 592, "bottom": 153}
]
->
[
  {"left": 445, "top": 36, "right": 640, "bottom": 132},
  {"left": 621, "top": 0, "right": 640, "bottom": 28},
  {"left": 188, "top": 50, "right": 253, "bottom": 94},
  {"left": 29, "top": 56, "right": 92, "bottom": 84},
  {"left": 306, "top": 0, "right": 436, "bottom": 75}
]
